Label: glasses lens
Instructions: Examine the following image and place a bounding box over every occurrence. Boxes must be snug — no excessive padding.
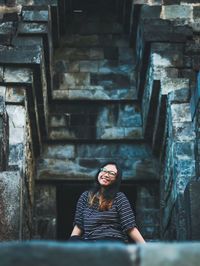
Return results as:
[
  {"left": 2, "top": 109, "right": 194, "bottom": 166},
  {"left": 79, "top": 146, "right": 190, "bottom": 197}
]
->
[{"left": 100, "top": 168, "right": 116, "bottom": 178}]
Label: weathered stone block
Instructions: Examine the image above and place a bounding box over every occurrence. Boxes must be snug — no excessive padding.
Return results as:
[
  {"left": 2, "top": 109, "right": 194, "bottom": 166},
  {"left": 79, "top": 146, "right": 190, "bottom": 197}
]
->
[
  {"left": 22, "top": 10, "right": 49, "bottom": 22},
  {"left": 37, "top": 144, "right": 159, "bottom": 180},
  {"left": 0, "top": 67, "right": 3, "bottom": 82},
  {"left": 54, "top": 60, "right": 69, "bottom": 73},
  {"left": 34, "top": 184, "right": 56, "bottom": 217},
  {"left": 18, "top": 22, "right": 48, "bottom": 34},
  {"left": 4, "top": 68, "right": 32, "bottom": 83},
  {"left": 34, "top": 217, "right": 56, "bottom": 239},
  {"left": 43, "top": 144, "right": 75, "bottom": 159},
  {"left": 173, "top": 141, "right": 195, "bottom": 160},
  {"left": 0, "top": 242, "right": 137, "bottom": 266},
  {"left": 174, "top": 161, "right": 195, "bottom": 190},
  {"left": 134, "top": 0, "right": 162, "bottom": 4},
  {"left": 52, "top": 87, "right": 137, "bottom": 101},
  {"left": 193, "top": 6, "right": 200, "bottom": 20},
  {"left": 168, "top": 88, "right": 190, "bottom": 103},
  {"left": 90, "top": 48, "right": 104, "bottom": 60},
  {"left": 141, "top": 5, "right": 161, "bottom": 19},
  {"left": 61, "top": 73, "right": 90, "bottom": 88},
  {"left": 79, "top": 60, "right": 99, "bottom": 73},
  {"left": 56, "top": 48, "right": 90, "bottom": 61},
  {"left": 140, "top": 243, "right": 200, "bottom": 266},
  {"left": 91, "top": 73, "right": 130, "bottom": 88},
  {"left": 118, "top": 47, "right": 134, "bottom": 62},
  {"left": 49, "top": 114, "right": 68, "bottom": 127},
  {"left": 137, "top": 209, "right": 160, "bottom": 226},
  {"left": 161, "top": 78, "right": 189, "bottom": 95},
  {"left": 172, "top": 122, "right": 195, "bottom": 142},
  {"left": 185, "top": 181, "right": 200, "bottom": 240},
  {"left": 6, "top": 105, "right": 26, "bottom": 168},
  {"left": 170, "top": 103, "right": 192, "bottom": 123},
  {"left": 0, "top": 96, "right": 9, "bottom": 171},
  {"left": 139, "top": 225, "right": 160, "bottom": 239},
  {"left": 62, "top": 34, "right": 99, "bottom": 47},
  {"left": 5, "top": 87, "right": 25, "bottom": 103},
  {"left": 0, "top": 86, "right": 6, "bottom": 98},
  {"left": 161, "top": 5, "right": 193, "bottom": 20},
  {"left": 68, "top": 61, "right": 80, "bottom": 72},
  {"left": 143, "top": 20, "right": 192, "bottom": 42},
  {"left": 0, "top": 171, "right": 21, "bottom": 240}
]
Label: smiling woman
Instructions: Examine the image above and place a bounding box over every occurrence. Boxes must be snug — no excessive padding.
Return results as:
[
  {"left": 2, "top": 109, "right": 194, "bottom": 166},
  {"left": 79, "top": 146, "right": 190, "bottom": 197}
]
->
[{"left": 69, "top": 162, "right": 146, "bottom": 243}]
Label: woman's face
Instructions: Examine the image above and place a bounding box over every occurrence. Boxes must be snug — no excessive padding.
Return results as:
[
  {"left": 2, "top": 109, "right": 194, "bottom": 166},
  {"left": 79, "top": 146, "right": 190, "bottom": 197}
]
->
[{"left": 97, "top": 164, "right": 118, "bottom": 187}]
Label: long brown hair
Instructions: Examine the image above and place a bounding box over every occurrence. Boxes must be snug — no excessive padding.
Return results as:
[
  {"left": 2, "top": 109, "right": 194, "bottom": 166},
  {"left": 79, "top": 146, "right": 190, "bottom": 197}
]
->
[{"left": 88, "top": 162, "right": 122, "bottom": 211}]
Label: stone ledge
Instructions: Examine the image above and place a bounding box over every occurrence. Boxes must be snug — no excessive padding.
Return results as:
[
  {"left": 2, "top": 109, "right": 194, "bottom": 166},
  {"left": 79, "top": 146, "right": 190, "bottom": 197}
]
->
[{"left": 0, "top": 242, "right": 200, "bottom": 266}]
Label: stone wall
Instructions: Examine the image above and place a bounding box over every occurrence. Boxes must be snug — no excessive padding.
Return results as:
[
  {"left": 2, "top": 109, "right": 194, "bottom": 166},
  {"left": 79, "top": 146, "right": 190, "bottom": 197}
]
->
[
  {"left": 0, "top": 0, "right": 58, "bottom": 240},
  {"left": 127, "top": 1, "right": 200, "bottom": 240}
]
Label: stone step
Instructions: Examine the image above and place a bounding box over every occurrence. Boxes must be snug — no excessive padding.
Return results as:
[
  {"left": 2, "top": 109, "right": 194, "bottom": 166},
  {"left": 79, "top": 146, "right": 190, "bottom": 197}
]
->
[
  {"left": 69, "top": 13, "right": 118, "bottom": 23},
  {"left": 54, "top": 59, "right": 135, "bottom": 75},
  {"left": 60, "top": 34, "right": 130, "bottom": 48},
  {"left": 54, "top": 47, "right": 134, "bottom": 62},
  {"left": 52, "top": 87, "right": 137, "bottom": 101},
  {"left": 48, "top": 102, "right": 142, "bottom": 140},
  {"left": 48, "top": 126, "right": 143, "bottom": 140},
  {"left": 54, "top": 72, "right": 132, "bottom": 89},
  {"left": 66, "top": 20, "right": 123, "bottom": 35},
  {"left": 37, "top": 143, "right": 159, "bottom": 181},
  {"left": 53, "top": 59, "right": 135, "bottom": 75}
]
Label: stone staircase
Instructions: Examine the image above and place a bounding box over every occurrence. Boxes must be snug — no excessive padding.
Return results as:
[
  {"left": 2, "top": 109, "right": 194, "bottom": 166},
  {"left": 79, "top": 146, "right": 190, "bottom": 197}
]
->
[
  {"left": 36, "top": 11, "right": 160, "bottom": 241},
  {"left": 37, "top": 12, "right": 159, "bottom": 180}
]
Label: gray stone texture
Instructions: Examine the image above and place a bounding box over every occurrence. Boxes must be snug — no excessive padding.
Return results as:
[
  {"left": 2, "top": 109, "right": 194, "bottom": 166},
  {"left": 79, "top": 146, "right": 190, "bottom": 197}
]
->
[
  {"left": 0, "top": 242, "right": 200, "bottom": 266},
  {"left": 140, "top": 243, "right": 200, "bottom": 266},
  {"left": 136, "top": 184, "right": 160, "bottom": 240},
  {"left": 0, "top": 96, "right": 9, "bottom": 171},
  {"left": 37, "top": 143, "right": 159, "bottom": 181},
  {"left": 0, "top": 242, "right": 136, "bottom": 266},
  {"left": 6, "top": 105, "right": 25, "bottom": 169},
  {"left": 48, "top": 103, "right": 142, "bottom": 140},
  {"left": 184, "top": 181, "right": 200, "bottom": 240},
  {"left": 34, "top": 184, "right": 56, "bottom": 239},
  {"left": 161, "top": 5, "right": 193, "bottom": 20},
  {"left": 0, "top": 171, "right": 21, "bottom": 240}
]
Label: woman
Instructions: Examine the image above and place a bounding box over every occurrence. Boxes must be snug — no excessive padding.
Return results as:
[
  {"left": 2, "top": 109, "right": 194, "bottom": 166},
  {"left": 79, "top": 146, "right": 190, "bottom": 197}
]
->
[{"left": 70, "top": 162, "right": 146, "bottom": 243}]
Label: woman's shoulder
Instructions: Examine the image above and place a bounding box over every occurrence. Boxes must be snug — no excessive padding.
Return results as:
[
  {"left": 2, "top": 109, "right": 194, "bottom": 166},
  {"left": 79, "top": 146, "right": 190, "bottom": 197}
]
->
[
  {"left": 114, "top": 192, "right": 127, "bottom": 203},
  {"left": 80, "top": 190, "right": 89, "bottom": 197},
  {"left": 78, "top": 190, "right": 90, "bottom": 201},
  {"left": 116, "top": 191, "right": 127, "bottom": 199}
]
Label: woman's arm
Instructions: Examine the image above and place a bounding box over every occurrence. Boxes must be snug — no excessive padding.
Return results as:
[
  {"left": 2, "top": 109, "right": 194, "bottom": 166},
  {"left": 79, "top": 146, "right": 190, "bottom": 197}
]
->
[
  {"left": 128, "top": 227, "right": 146, "bottom": 243},
  {"left": 70, "top": 225, "right": 83, "bottom": 237}
]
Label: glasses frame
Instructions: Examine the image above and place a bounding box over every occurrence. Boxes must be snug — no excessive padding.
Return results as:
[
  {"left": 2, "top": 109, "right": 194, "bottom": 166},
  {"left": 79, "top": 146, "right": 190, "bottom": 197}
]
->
[{"left": 100, "top": 167, "right": 117, "bottom": 178}]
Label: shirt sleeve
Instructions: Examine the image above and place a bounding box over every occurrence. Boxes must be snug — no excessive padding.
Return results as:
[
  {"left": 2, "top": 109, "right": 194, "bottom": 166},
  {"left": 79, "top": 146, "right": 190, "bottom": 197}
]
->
[
  {"left": 116, "top": 192, "right": 137, "bottom": 232},
  {"left": 73, "top": 191, "right": 88, "bottom": 230}
]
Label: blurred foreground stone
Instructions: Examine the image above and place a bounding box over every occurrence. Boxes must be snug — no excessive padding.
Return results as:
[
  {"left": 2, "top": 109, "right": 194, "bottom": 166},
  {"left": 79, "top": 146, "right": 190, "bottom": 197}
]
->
[{"left": 0, "top": 242, "right": 200, "bottom": 266}]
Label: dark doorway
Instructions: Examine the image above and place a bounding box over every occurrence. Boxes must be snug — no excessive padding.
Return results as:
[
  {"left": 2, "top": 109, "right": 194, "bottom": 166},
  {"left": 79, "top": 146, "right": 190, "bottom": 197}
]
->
[
  {"left": 72, "top": 0, "right": 117, "bottom": 13},
  {"left": 57, "top": 182, "right": 137, "bottom": 240}
]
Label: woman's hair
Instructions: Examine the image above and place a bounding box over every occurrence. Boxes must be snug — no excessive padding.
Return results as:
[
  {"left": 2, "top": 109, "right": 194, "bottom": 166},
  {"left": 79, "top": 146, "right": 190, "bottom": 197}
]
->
[{"left": 88, "top": 161, "right": 122, "bottom": 211}]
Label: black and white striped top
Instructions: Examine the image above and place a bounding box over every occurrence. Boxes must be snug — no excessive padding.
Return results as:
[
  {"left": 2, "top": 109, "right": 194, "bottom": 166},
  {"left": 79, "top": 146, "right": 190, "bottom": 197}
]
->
[{"left": 73, "top": 191, "right": 136, "bottom": 242}]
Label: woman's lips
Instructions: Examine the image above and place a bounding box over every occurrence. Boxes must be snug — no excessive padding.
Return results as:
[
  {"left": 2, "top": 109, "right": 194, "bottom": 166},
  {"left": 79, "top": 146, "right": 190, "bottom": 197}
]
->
[{"left": 101, "top": 177, "right": 109, "bottom": 183}]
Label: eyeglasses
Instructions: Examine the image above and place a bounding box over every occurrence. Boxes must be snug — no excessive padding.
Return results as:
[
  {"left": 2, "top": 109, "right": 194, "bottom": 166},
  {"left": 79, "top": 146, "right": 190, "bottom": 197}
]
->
[{"left": 100, "top": 168, "right": 117, "bottom": 178}]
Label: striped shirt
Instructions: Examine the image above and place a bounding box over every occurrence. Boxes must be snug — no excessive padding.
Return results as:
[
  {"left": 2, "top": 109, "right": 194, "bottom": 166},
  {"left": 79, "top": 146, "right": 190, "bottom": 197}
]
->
[{"left": 73, "top": 191, "right": 136, "bottom": 242}]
